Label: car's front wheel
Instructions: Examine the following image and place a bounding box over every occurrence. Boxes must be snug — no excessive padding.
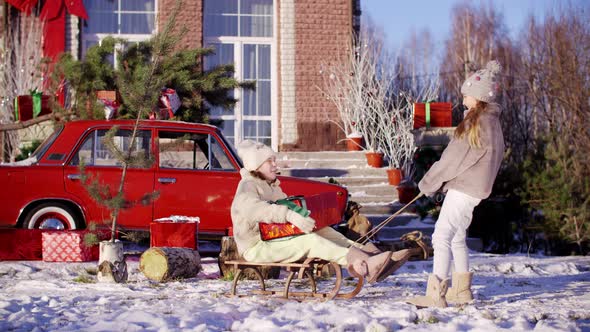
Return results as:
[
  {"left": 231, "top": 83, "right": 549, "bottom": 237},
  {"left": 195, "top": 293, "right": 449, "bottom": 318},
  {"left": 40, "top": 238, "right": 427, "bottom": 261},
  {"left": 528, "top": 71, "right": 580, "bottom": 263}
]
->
[{"left": 23, "top": 203, "right": 80, "bottom": 230}]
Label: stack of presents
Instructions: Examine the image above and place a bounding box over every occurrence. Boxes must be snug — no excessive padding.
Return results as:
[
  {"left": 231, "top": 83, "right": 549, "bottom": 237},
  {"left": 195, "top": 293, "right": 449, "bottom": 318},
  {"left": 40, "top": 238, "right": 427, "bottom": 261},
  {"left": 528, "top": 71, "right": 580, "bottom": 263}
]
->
[{"left": 0, "top": 218, "right": 199, "bottom": 262}]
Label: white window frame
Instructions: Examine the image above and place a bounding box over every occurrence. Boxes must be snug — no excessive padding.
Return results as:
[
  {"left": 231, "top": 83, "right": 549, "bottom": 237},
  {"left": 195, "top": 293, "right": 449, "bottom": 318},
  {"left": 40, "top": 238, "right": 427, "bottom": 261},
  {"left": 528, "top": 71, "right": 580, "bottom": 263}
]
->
[
  {"left": 81, "top": 1, "right": 158, "bottom": 67},
  {"left": 203, "top": 1, "right": 278, "bottom": 150}
]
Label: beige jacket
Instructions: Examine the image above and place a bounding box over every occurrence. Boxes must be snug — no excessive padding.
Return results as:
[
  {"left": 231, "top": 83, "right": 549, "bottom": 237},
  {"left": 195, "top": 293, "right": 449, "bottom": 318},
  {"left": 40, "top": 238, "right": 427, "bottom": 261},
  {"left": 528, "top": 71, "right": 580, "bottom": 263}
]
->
[
  {"left": 231, "top": 168, "right": 289, "bottom": 255},
  {"left": 419, "top": 103, "right": 505, "bottom": 199}
]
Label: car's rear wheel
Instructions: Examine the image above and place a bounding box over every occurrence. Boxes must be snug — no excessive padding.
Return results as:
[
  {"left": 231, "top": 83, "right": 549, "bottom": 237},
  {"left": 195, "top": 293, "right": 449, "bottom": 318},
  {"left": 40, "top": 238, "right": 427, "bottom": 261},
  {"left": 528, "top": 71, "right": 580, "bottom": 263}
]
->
[{"left": 23, "top": 203, "right": 79, "bottom": 230}]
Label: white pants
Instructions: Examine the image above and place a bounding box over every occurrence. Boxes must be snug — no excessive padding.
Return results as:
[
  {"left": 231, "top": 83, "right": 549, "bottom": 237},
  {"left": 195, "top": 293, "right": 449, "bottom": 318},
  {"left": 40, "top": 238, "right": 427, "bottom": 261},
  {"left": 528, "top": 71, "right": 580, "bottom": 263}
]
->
[
  {"left": 243, "top": 227, "right": 354, "bottom": 265},
  {"left": 432, "top": 189, "right": 481, "bottom": 279}
]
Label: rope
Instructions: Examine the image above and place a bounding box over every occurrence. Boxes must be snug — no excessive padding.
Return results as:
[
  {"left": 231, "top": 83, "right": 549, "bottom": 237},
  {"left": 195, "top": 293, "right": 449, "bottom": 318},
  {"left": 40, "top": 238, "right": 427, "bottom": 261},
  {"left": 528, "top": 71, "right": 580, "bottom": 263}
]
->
[{"left": 357, "top": 193, "right": 424, "bottom": 245}]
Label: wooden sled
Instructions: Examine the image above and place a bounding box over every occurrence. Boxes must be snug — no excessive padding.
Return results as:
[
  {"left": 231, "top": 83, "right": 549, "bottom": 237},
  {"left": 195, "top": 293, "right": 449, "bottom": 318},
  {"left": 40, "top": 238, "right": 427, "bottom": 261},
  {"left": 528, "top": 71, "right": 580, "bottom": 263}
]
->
[{"left": 224, "top": 257, "right": 364, "bottom": 301}]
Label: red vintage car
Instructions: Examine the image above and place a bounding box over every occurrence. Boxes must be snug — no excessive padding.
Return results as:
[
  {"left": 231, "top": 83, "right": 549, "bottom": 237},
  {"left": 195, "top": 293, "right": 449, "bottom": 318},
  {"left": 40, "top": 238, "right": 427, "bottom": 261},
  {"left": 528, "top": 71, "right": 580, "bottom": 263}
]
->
[{"left": 0, "top": 120, "right": 348, "bottom": 239}]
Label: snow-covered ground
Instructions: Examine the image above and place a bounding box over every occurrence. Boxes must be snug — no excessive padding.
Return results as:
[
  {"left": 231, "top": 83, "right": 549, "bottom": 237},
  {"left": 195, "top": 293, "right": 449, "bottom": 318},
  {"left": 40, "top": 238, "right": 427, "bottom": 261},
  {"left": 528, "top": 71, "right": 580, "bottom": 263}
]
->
[{"left": 1, "top": 252, "right": 589, "bottom": 331}]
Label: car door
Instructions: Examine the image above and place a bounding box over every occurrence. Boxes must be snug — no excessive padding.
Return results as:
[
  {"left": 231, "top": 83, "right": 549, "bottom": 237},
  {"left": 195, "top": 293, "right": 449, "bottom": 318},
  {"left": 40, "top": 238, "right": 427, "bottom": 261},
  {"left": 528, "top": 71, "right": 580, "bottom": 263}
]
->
[
  {"left": 153, "top": 129, "right": 241, "bottom": 234},
  {"left": 64, "top": 127, "right": 156, "bottom": 229}
]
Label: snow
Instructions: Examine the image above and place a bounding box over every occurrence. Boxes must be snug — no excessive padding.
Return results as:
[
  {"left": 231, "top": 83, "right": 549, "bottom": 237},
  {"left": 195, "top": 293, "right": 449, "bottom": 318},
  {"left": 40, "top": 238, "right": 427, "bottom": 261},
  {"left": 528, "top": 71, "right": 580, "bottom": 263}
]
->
[{"left": 1, "top": 253, "right": 589, "bottom": 331}]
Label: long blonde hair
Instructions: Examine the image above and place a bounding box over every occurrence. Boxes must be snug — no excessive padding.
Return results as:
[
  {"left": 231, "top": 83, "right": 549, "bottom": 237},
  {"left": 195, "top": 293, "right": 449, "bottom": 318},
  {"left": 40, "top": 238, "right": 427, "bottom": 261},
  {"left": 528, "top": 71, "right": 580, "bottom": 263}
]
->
[{"left": 454, "top": 100, "right": 488, "bottom": 148}]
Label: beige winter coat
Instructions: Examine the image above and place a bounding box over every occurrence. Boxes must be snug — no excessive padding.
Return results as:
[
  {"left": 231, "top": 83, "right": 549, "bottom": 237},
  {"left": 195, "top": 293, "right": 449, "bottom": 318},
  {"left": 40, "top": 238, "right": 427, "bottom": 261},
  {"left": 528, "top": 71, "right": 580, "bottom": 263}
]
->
[
  {"left": 231, "top": 168, "right": 289, "bottom": 255},
  {"left": 419, "top": 103, "right": 505, "bottom": 199}
]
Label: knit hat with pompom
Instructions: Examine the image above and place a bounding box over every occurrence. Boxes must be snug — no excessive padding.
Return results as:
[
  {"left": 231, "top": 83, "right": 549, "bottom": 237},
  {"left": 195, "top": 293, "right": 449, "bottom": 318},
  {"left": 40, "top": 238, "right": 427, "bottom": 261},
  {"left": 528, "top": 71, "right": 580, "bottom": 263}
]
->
[
  {"left": 461, "top": 60, "right": 502, "bottom": 103},
  {"left": 237, "top": 140, "right": 275, "bottom": 171}
]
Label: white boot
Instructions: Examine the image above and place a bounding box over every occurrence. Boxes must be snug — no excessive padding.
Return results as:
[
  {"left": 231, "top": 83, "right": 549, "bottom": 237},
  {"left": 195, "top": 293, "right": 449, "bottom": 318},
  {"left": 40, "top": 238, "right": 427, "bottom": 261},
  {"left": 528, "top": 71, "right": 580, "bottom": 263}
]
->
[
  {"left": 446, "top": 272, "right": 474, "bottom": 304},
  {"left": 406, "top": 274, "right": 449, "bottom": 308}
]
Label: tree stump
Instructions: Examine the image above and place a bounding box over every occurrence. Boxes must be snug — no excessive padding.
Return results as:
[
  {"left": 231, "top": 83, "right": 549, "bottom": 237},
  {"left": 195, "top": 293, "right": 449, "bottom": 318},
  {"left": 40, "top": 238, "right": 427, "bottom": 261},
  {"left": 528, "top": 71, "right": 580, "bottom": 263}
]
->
[
  {"left": 139, "top": 247, "right": 201, "bottom": 282},
  {"left": 218, "top": 236, "right": 280, "bottom": 280}
]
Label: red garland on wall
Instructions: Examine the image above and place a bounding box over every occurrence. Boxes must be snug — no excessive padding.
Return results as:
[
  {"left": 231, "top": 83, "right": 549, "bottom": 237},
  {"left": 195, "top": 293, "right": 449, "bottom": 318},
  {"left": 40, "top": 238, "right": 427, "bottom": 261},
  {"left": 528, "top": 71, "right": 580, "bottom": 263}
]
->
[
  {"left": 40, "top": 0, "right": 89, "bottom": 61},
  {"left": 6, "top": 0, "right": 88, "bottom": 61}
]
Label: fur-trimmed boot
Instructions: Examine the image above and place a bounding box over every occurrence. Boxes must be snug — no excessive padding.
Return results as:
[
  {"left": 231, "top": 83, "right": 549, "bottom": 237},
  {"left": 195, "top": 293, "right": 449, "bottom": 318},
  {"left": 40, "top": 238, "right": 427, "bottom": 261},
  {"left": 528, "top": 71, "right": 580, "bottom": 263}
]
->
[
  {"left": 346, "top": 247, "right": 394, "bottom": 284},
  {"left": 360, "top": 242, "right": 382, "bottom": 255},
  {"left": 446, "top": 272, "right": 474, "bottom": 304},
  {"left": 388, "top": 249, "right": 412, "bottom": 272},
  {"left": 406, "top": 274, "right": 450, "bottom": 308}
]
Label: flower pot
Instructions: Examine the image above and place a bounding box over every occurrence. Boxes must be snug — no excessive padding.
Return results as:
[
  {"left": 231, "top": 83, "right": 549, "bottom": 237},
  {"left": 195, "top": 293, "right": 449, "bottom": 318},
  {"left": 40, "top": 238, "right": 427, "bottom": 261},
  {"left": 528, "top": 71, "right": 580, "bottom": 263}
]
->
[
  {"left": 97, "top": 240, "right": 128, "bottom": 283},
  {"left": 346, "top": 136, "right": 363, "bottom": 151},
  {"left": 386, "top": 168, "right": 403, "bottom": 186},
  {"left": 397, "top": 182, "right": 418, "bottom": 204},
  {"left": 365, "top": 152, "right": 384, "bottom": 168}
]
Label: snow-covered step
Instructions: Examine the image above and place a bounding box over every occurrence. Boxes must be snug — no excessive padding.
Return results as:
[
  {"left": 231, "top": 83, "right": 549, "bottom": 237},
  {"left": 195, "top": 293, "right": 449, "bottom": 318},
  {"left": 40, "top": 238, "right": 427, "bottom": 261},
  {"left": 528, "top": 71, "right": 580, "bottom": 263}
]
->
[
  {"left": 307, "top": 176, "right": 389, "bottom": 187},
  {"left": 347, "top": 184, "right": 397, "bottom": 197},
  {"left": 279, "top": 166, "right": 388, "bottom": 178},
  {"left": 278, "top": 151, "right": 367, "bottom": 160},
  {"left": 278, "top": 158, "right": 368, "bottom": 169}
]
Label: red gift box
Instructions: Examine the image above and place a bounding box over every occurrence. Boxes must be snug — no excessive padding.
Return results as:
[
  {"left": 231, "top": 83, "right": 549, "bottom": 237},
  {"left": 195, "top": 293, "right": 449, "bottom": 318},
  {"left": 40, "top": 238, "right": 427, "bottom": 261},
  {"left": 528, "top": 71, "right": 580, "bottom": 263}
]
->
[
  {"left": 42, "top": 230, "right": 110, "bottom": 262},
  {"left": 150, "top": 221, "right": 198, "bottom": 249},
  {"left": 259, "top": 192, "right": 341, "bottom": 241},
  {"left": 0, "top": 229, "right": 43, "bottom": 261},
  {"left": 413, "top": 102, "right": 452, "bottom": 129},
  {"left": 15, "top": 95, "right": 52, "bottom": 122}
]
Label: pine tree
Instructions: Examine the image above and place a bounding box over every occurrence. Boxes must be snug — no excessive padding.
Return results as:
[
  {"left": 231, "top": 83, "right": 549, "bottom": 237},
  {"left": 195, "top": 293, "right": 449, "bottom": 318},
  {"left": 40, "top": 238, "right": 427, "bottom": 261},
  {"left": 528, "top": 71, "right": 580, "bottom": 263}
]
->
[{"left": 521, "top": 135, "right": 590, "bottom": 254}]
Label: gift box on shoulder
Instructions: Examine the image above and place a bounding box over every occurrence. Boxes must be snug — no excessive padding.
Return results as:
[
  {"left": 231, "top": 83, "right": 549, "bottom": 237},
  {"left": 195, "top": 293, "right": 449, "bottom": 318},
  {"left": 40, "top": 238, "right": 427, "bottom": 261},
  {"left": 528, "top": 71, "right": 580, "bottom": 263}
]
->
[
  {"left": 259, "top": 192, "right": 341, "bottom": 241},
  {"left": 150, "top": 217, "right": 199, "bottom": 249},
  {"left": 15, "top": 94, "right": 52, "bottom": 122},
  {"left": 413, "top": 102, "right": 452, "bottom": 129},
  {"left": 0, "top": 229, "right": 43, "bottom": 261},
  {"left": 42, "top": 230, "right": 111, "bottom": 262}
]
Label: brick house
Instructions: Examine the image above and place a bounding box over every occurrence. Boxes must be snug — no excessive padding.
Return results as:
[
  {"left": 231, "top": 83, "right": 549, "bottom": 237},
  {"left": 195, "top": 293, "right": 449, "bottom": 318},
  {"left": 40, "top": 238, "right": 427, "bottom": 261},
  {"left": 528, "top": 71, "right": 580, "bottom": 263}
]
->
[{"left": 37, "top": 0, "right": 360, "bottom": 152}]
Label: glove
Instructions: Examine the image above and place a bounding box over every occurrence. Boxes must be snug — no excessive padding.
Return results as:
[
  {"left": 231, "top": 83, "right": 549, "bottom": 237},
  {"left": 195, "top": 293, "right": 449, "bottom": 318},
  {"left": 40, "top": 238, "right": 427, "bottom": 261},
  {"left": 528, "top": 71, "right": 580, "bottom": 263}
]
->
[{"left": 286, "top": 210, "right": 316, "bottom": 234}]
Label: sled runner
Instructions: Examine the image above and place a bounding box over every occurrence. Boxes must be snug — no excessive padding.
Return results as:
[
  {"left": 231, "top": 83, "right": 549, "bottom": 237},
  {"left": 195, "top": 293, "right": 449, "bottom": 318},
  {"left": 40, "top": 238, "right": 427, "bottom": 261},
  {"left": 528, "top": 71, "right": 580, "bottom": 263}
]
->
[{"left": 224, "top": 257, "right": 364, "bottom": 301}]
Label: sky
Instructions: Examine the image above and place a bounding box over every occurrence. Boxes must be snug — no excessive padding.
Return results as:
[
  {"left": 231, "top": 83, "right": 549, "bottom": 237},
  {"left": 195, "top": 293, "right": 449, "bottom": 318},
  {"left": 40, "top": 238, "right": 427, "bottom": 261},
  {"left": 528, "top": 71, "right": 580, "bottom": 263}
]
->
[{"left": 361, "top": 0, "right": 571, "bottom": 51}]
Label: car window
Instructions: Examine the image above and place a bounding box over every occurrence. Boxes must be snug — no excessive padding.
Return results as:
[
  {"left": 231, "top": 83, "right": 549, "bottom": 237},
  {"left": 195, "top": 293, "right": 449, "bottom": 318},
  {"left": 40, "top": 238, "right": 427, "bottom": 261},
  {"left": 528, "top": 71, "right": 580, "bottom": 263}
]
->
[
  {"left": 70, "top": 129, "right": 151, "bottom": 167},
  {"left": 158, "top": 131, "right": 235, "bottom": 171}
]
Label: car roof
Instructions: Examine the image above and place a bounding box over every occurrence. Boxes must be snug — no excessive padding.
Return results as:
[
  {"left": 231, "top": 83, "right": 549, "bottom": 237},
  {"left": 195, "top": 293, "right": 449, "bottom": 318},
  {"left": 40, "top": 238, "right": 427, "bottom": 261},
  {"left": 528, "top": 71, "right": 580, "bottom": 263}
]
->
[{"left": 64, "top": 119, "right": 220, "bottom": 132}]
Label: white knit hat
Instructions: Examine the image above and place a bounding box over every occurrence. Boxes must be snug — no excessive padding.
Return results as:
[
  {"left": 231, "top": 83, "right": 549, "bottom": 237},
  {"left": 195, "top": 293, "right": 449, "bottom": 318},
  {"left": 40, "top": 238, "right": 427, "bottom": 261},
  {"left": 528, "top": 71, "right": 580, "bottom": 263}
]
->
[
  {"left": 461, "top": 60, "right": 502, "bottom": 103},
  {"left": 237, "top": 140, "right": 275, "bottom": 171}
]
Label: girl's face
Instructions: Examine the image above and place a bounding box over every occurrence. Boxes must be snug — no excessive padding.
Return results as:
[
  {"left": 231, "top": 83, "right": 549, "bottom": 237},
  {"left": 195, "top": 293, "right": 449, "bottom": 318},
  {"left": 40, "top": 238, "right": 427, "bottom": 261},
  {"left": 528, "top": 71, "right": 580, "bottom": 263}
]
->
[
  {"left": 257, "top": 156, "right": 278, "bottom": 182},
  {"left": 463, "top": 95, "right": 478, "bottom": 110}
]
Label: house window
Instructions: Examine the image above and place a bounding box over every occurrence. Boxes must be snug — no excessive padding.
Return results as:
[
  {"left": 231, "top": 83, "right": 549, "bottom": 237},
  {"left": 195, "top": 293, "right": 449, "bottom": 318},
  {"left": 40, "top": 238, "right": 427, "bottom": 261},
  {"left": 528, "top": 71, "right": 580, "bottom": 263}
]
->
[
  {"left": 81, "top": 0, "right": 157, "bottom": 64},
  {"left": 203, "top": 0, "right": 275, "bottom": 149}
]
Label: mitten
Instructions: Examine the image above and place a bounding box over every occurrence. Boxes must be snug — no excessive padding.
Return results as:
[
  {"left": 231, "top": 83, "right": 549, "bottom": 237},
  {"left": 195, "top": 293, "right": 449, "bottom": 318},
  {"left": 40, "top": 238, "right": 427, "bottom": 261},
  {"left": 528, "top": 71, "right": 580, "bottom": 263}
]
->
[{"left": 286, "top": 210, "right": 316, "bottom": 234}]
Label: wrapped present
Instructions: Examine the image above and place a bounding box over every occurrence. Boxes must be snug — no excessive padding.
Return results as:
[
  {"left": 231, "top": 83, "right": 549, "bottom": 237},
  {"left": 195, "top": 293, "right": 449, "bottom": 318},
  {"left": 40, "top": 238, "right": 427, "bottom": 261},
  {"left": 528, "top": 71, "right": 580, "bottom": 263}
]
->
[
  {"left": 42, "top": 230, "right": 111, "bottom": 262},
  {"left": 0, "top": 229, "right": 43, "bottom": 261},
  {"left": 96, "top": 90, "right": 119, "bottom": 102},
  {"left": 259, "top": 192, "right": 341, "bottom": 241},
  {"left": 413, "top": 102, "right": 452, "bottom": 129},
  {"left": 14, "top": 91, "right": 52, "bottom": 122},
  {"left": 150, "top": 216, "right": 199, "bottom": 249},
  {"left": 152, "top": 88, "right": 181, "bottom": 120}
]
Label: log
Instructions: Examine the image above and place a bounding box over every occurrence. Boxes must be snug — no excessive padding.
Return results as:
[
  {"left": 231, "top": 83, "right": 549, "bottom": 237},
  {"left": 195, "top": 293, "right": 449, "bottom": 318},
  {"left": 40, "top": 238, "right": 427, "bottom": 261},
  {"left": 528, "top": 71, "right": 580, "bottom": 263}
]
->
[
  {"left": 139, "top": 247, "right": 201, "bottom": 282},
  {"left": 218, "top": 236, "right": 280, "bottom": 280}
]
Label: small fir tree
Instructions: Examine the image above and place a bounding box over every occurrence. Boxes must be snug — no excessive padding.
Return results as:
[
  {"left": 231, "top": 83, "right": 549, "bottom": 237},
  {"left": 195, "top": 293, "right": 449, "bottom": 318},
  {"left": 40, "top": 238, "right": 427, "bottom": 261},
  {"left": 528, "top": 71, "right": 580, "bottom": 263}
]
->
[{"left": 521, "top": 135, "right": 590, "bottom": 254}]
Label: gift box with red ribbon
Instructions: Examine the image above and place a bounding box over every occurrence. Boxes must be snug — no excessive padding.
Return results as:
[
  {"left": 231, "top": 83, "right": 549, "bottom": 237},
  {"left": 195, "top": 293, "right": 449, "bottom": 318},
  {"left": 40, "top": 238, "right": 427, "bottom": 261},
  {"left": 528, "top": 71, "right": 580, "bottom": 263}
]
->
[
  {"left": 259, "top": 192, "right": 341, "bottom": 241},
  {"left": 0, "top": 229, "right": 43, "bottom": 261},
  {"left": 413, "top": 102, "right": 453, "bottom": 129},
  {"left": 42, "top": 230, "right": 111, "bottom": 262},
  {"left": 150, "top": 219, "right": 198, "bottom": 249}
]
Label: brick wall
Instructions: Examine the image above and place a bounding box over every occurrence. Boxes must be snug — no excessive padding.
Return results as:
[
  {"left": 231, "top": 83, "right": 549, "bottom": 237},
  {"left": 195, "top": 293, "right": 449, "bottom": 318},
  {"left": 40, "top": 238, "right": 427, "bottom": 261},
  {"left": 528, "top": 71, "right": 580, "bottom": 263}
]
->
[
  {"left": 159, "top": 0, "right": 202, "bottom": 49},
  {"left": 280, "top": 0, "right": 353, "bottom": 151}
]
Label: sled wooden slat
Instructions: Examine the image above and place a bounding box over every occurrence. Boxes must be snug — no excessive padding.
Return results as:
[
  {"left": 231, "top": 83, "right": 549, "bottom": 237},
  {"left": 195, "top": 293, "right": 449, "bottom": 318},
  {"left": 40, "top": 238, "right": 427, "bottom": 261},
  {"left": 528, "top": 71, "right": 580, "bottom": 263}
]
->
[{"left": 225, "top": 258, "right": 364, "bottom": 301}]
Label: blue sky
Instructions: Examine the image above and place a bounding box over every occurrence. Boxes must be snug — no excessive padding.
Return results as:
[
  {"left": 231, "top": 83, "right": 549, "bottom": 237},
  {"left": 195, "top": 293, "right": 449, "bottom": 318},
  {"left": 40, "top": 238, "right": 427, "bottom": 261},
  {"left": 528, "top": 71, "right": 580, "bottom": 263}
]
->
[{"left": 362, "top": 0, "right": 568, "bottom": 51}]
